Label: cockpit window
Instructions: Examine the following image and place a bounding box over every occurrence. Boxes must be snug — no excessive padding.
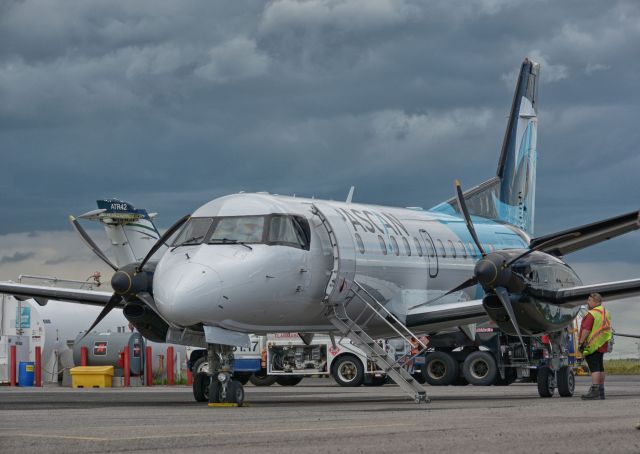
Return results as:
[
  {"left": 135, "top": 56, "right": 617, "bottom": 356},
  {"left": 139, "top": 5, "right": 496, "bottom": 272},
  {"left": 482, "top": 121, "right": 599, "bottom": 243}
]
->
[
  {"left": 172, "top": 214, "right": 311, "bottom": 250},
  {"left": 172, "top": 217, "right": 213, "bottom": 246},
  {"left": 209, "top": 216, "right": 265, "bottom": 244},
  {"left": 268, "top": 215, "right": 309, "bottom": 250}
]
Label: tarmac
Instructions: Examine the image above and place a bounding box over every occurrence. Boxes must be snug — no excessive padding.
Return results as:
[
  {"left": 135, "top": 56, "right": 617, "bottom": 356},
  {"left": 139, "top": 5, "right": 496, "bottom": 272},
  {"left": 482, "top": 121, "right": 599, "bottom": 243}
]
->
[{"left": 1, "top": 376, "right": 639, "bottom": 453}]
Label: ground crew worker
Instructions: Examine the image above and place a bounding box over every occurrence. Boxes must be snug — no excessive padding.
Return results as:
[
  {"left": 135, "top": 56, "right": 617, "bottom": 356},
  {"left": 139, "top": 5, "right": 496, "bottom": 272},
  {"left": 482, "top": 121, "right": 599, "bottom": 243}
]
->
[{"left": 578, "top": 293, "right": 612, "bottom": 400}]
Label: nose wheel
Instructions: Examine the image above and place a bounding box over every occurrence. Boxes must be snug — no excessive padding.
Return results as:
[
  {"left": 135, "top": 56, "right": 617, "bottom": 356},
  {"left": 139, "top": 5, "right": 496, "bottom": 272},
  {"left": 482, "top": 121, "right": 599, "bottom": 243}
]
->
[
  {"left": 206, "top": 344, "right": 245, "bottom": 407},
  {"left": 209, "top": 373, "right": 245, "bottom": 406}
]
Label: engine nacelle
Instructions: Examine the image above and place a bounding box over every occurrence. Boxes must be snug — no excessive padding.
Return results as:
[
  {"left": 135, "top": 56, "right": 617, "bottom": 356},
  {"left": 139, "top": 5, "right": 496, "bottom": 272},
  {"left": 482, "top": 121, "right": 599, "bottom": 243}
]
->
[
  {"left": 123, "top": 302, "right": 168, "bottom": 343},
  {"left": 482, "top": 294, "right": 579, "bottom": 336}
]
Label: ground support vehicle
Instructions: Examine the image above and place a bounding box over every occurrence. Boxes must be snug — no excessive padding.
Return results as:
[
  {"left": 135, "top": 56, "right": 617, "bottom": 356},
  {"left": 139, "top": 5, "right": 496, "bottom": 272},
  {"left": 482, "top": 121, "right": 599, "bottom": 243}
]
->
[
  {"left": 187, "top": 333, "right": 417, "bottom": 400},
  {"left": 419, "top": 323, "right": 578, "bottom": 397},
  {"left": 262, "top": 333, "right": 404, "bottom": 387}
]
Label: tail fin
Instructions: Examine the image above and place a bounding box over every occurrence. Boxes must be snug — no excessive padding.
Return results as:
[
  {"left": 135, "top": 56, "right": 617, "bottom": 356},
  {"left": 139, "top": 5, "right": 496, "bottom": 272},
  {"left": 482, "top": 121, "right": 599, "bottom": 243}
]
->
[
  {"left": 79, "top": 199, "right": 162, "bottom": 267},
  {"left": 432, "top": 58, "right": 540, "bottom": 235}
]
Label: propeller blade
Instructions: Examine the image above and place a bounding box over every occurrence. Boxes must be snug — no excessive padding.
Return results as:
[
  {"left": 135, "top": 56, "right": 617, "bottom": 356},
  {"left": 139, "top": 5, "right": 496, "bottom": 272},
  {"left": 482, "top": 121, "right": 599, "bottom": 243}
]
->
[
  {"left": 78, "top": 293, "right": 123, "bottom": 341},
  {"left": 137, "top": 214, "right": 191, "bottom": 272},
  {"left": 495, "top": 287, "right": 528, "bottom": 361},
  {"left": 409, "top": 276, "right": 478, "bottom": 310},
  {"left": 504, "top": 232, "right": 581, "bottom": 267},
  {"left": 69, "top": 215, "right": 118, "bottom": 271},
  {"left": 455, "top": 180, "right": 487, "bottom": 257}
]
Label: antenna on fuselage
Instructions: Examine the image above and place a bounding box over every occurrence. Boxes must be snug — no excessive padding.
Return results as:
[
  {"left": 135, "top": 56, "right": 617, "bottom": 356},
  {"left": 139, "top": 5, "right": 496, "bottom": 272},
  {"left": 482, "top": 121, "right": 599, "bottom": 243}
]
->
[{"left": 346, "top": 186, "right": 355, "bottom": 204}]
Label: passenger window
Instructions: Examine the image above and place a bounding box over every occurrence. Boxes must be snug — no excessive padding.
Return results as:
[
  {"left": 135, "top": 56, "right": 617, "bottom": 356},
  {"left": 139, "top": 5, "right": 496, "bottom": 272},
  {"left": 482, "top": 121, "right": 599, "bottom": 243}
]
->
[
  {"left": 402, "top": 237, "right": 411, "bottom": 256},
  {"left": 458, "top": 241, "right": 467, "bottom": 258},
  {"left": 448, "top": 240, "right": 456, "bottom": 258},
  {"left": 355, "top": 233, "right": 365, "bottom": 254},
  {"left": 390, "top": 236, "right": 399, "bottom": 256},
  {"left": 378, "top": 235, "right": 388, "bottom": 255},
  {"left": 436, "top": 239, "right": 446, "bottom": 257},
  {"left": 413, "top": 237, "right": 423, "bottom": 257}
]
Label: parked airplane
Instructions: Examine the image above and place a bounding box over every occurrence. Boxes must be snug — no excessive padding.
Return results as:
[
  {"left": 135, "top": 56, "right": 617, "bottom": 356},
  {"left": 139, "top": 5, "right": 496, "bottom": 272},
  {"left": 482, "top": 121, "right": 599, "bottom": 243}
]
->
[{"left": 2, "top": 59, "right": 639, "bottom": 405}]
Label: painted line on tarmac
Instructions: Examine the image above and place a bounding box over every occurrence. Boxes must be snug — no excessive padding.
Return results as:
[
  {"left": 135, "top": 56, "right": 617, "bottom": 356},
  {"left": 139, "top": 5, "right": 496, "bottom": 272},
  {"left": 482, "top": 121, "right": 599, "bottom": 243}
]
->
[
  {"left": 1, "top": 433, "right": 109, "bottom": 441},
  {"left": 2, "top": 422, "right": 424, "bottom": 443},
  {"left": 115, "top": 422, "right": 421, "bottom": 441}
]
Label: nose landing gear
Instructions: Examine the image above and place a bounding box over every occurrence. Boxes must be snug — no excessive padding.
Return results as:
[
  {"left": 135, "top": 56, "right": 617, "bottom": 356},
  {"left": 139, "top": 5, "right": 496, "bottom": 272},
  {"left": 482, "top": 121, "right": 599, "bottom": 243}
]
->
[{"left": 207, "top": 344, "right": 245, "bottom": 407}]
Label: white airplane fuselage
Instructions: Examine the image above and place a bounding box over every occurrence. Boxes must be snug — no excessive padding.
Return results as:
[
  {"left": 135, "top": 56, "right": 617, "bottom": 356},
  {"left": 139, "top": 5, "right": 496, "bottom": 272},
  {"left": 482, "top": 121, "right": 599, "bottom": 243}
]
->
[{"left": 153, "top": 192, "right": 531, "bottom": 336}]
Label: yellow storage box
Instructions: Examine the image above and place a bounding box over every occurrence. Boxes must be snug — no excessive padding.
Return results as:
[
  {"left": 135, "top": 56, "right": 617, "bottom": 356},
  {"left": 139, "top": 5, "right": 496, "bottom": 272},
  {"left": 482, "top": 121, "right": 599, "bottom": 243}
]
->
[{"left": 70, "top": 366, "right": 114, "bottom": 388}]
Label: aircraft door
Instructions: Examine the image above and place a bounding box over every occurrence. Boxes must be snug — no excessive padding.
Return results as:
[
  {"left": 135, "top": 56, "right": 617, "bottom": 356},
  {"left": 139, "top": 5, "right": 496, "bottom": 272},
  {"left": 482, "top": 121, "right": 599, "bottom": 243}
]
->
[
  {"left": 311, "top": 203, "right": 356, "bottom": 305},
  {"left": 419, "top": 229, "right": 438, "bottom": 278}
]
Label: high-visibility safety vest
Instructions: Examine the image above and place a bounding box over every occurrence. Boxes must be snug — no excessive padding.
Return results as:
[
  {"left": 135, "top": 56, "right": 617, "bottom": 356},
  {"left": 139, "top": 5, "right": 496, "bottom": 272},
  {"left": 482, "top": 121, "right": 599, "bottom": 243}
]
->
[{"left": 583, "top": 306, "right": 612, "bottom": 356}]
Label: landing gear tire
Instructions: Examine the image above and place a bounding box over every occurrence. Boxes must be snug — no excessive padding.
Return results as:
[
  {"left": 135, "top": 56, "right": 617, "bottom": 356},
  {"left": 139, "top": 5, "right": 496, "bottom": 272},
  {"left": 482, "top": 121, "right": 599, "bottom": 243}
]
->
[
  {"left": 332, "top": 354, "right": 365, "bottom": 387},
  {"left": 462, "top": 351, "right": 497, "bottom": 386},
  {"left": 276, "top": 375, "right": 304, "bottom": 386},
  {"left": 557, "top": 366, "right": 575, "bottom": 397},
  {"left": 423, "top": 351, "right": 458, "bottom": 386},
  {"left": 249, "top": 371, "right": 278, "bottom": 387},
  {"left": 193, "top": 372, "right": 210, "bottom": 402},
  {"left": 537, "top": 366, "right": 555, "bottom": 397},
  {"left": 193, "top": 357, "right": 209, "bottom": 374},
  {"left": 412, "top": 372, "right": 426, "bottom": 384},
  {"left": 451, "top": 376, "right": 468, "bottom": 386},
  {"left": 209, "top": 379, "right": 245, "bottom": 406}
]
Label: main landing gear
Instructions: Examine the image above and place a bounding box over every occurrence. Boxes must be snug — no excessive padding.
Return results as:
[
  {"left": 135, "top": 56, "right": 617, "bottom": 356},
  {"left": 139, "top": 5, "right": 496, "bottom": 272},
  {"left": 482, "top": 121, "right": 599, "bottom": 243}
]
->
[
  {"left": 536, "top": 332, "right": 575, "bottom": 398},
  {"left": 195, "top": 344, "right": 245, "bottom": 406}
]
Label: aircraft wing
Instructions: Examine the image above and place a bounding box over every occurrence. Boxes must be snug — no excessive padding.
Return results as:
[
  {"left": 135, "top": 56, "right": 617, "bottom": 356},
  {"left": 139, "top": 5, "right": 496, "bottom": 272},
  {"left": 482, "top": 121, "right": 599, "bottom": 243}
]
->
[
  {"left": 0, "top": 282, "right": 115, "bottom": 307},
  {"left": 529, "top": 210, "right": 640, "bottom": 257},
  {"left": 405, "top": 299, "right": 489, "bottom": 332},
  {"left": 527, "top": 278, "right": 640, "bottom": 307}
]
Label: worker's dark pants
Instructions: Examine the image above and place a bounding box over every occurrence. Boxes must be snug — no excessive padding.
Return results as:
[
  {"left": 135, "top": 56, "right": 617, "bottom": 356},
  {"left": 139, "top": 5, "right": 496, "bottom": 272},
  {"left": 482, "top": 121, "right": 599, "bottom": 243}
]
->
[{"left": 585, "top": 351, "right": 604, "bottom": 373}]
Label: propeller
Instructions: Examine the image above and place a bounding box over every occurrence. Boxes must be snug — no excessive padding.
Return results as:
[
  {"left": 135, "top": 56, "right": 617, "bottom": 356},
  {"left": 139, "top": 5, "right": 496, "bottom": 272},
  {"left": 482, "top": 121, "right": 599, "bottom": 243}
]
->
[
  {"left": 413, "top": 181, "right": 535, "bottom": 357},
  {"left": 78, "top": 293, "right": 123, "bottom": 341},
  {"left": 455, "top": 180, "right": 486, "bottom": 257},
  {"left": 408, "top": 276, "right": 478, "bottom": 310},
  {"left": 69, "top": 216, "right": 118, "bottom": 271},
  {"left": 70, "top": 213, "right": 191, "bottom": 339},
  {"left": 494, "top": 287, "right": 527, "bottom": 360},
  {"left": 136, "top": 214, "right": 190, "bottom": 272}
]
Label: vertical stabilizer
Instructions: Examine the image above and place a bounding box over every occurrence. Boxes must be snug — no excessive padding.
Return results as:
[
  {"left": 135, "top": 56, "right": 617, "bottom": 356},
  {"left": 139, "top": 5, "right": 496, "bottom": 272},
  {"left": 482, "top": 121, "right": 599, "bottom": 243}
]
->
[
  {"left": 79, "top": 199, "right": 162, "bottom": 267},
  {"left": 495, "top": 58, "right": 539, "bottom": 234},
  {"left": 432, "top": 59, "right": 539, "bottom": 235}
]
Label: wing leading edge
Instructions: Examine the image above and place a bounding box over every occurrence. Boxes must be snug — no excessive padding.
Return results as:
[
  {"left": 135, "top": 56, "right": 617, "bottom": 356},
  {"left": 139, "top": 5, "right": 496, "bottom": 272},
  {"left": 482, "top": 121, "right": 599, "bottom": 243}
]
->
[
  {"left": 528, "top": 278, "right": 640, "bottom": 307},
  {"left": 530, "top": 210, "right": 640, "bottom": 257},
  {"left": 0, "top": 282, "right": 115, "bottom": 307}
]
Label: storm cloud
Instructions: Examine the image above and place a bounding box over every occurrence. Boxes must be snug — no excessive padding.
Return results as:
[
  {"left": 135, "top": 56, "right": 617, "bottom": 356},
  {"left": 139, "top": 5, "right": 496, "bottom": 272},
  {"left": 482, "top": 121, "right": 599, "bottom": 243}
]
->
[{"left": 0, "top": 1, "right": 639, "bottom": 351}]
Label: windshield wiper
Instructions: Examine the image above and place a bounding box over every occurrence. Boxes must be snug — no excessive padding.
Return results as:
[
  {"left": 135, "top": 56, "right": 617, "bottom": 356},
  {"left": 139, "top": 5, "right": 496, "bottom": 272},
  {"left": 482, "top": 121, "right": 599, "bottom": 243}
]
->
[
  {"left": 171, "top": 235, "right": 205, "bottom": 251},
  {"left": 209, "top": 238, "right": 253, "bottom": 250}
]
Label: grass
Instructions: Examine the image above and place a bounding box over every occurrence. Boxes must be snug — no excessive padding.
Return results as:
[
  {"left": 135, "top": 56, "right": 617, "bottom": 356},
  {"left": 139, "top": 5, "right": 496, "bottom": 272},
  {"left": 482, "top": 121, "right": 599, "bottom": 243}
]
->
[{"left": 603, "top": 359, "right": 640, "bottom": 375}]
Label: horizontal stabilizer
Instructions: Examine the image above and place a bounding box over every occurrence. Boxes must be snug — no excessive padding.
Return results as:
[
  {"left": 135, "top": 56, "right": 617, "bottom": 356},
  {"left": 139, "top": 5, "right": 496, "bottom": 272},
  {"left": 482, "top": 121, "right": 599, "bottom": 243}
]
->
[
  {"left": 530, "top": 210, "right": 640, "bottom": 256},
  {"left": 528, "top": 278, "right": 640, "bottom": 307}
]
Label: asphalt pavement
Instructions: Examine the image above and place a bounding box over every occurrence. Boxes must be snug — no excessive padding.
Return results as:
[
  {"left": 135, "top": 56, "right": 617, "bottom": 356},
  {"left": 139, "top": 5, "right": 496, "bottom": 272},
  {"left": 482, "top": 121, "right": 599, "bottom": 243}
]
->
[{"left": 1, "top": 376, "right": 639, "bottom": 453}]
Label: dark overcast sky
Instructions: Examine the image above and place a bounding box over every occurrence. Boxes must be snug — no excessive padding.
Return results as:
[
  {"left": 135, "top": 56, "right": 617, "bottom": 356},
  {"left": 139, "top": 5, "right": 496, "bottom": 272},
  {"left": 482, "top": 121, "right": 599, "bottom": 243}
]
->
[
  {"left": 1, "top": 0, "right": 639, "bottom": 261},
  {"left": 0, "top": 0, "right": 639, "bottom": 356}
]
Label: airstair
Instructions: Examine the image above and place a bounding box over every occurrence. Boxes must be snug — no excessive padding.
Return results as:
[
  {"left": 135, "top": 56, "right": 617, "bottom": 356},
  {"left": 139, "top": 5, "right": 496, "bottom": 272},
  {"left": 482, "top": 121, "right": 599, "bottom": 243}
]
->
[{"left": 312, "top": 204, "right": 429, "bottom": 403}]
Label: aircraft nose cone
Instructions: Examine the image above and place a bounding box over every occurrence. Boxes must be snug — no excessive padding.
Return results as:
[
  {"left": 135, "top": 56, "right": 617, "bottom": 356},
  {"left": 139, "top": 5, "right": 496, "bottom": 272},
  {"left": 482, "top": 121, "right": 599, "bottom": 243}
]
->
[
  {"left": 475, "top": 258, "right": 498, "bottom": 287},
  {"left": 154, "top": 261, "right": 222, "bottom": 326}
]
